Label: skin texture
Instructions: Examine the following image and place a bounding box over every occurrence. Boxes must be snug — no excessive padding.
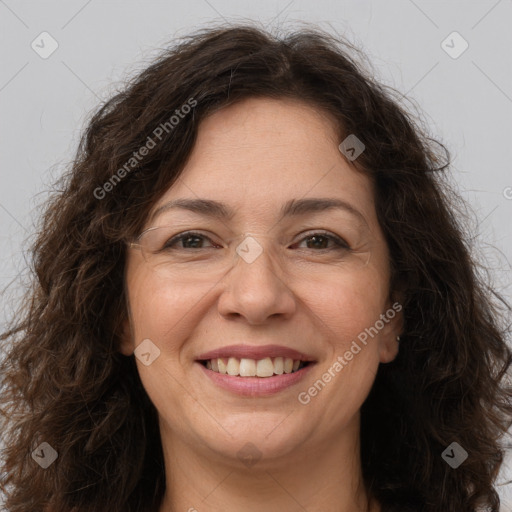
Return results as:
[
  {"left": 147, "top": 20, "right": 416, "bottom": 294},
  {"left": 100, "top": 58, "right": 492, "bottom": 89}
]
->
[{"left": 119, "top": 97, "right": 402, "bottom": 512}]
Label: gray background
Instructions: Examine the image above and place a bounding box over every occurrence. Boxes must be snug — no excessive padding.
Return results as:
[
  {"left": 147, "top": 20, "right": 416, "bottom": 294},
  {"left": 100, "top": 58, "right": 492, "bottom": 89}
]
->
[{"left": 1, "top": 0, "right": 511, "bottom": 509}]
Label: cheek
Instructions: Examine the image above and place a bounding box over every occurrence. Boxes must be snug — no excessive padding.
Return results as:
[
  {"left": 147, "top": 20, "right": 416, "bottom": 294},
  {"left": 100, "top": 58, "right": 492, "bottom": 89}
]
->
[
  {"left": 301, "top": 266, "right": 389, "bottom": 350},
  {"left": 126, "top": 269, "right": 210, "bottom": 346},
  {"left": 296, "top": 269, "right": 389, "bottom": 423},
  {"left": 125, "top": 271, "right": 204, "bottom": 421}
]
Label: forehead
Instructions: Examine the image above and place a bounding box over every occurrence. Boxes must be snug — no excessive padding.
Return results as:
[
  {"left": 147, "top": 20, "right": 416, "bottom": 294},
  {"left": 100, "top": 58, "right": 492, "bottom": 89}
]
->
[{"left": 150, "top": 97, "right": 376, "bottom": 227}]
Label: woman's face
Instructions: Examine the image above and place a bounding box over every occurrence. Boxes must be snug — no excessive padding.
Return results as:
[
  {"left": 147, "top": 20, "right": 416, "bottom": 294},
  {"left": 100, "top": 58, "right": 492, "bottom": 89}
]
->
[{"left": 120, "top": 97, "right": 401, "bottom": 466}]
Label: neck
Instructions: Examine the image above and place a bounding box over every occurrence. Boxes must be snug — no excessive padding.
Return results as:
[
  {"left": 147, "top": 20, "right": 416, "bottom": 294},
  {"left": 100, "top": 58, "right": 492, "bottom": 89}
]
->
[{"left": 157, "top": 414, "right": 380, "bottom": 512}]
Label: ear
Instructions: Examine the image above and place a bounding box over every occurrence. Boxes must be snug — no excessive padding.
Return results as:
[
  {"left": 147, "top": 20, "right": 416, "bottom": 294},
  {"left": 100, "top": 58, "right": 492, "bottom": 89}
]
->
[{"left": 378, "top": 296, "right": 404, "bottom": 364}]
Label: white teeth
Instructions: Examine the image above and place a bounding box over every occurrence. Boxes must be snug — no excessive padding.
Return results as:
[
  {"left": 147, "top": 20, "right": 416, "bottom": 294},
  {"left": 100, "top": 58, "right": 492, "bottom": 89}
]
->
[
  {"left": 204, "top": 356, "right": 307, "bottom": 377},
  {"left": 273, "top": 356, "right": 284, "bottom": 374},
  {"left": 226, "top": 357, "right": 240, "bottom": 376},
  {"left": 217, "top": 358, "right": 227, "bottom": 374},
  {"left": 256, "top": 357, "right": 274, "bottom": 377},
  {"left": 239, "top": 358, "right": 256, "bottom": 377}
]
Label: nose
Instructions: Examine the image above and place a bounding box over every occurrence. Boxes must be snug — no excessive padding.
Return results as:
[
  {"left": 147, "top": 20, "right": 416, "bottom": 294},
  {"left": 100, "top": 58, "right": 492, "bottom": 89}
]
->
[{"left": 216, "top": 235, "right": 297, "bottom": 325}]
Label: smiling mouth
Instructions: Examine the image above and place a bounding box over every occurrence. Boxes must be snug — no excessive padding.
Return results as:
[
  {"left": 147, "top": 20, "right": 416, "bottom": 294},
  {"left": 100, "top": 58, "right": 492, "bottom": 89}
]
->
[{"left": 198, "top": 357, "right": 312, "bottom": 377}]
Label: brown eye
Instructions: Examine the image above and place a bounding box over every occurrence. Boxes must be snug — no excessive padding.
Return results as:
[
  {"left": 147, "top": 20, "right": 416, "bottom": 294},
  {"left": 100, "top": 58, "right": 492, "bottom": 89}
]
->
[
  {"left": 295, "top": 232, "right": 350, "bottom": 251},
  {"left": 163, "top": 231, "right": 217, "bottom": 250}
]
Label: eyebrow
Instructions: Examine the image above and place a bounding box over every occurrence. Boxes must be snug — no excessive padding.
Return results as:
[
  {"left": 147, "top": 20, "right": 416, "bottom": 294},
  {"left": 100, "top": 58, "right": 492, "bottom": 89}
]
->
[{"left": 149, "top": 197, "right": 368, "bottom": 226}]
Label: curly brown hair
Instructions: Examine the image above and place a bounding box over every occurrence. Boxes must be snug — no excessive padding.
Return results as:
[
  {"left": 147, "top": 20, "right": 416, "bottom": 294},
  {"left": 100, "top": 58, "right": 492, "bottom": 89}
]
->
[{"left": 1, "top": 22, "right": 511, "bottom": 512}]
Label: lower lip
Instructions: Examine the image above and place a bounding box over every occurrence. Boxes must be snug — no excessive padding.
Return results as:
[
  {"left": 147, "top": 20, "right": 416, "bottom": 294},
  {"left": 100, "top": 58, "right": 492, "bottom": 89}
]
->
[{"left": 196, "top": 361, "right": 316, "bottom": 397}]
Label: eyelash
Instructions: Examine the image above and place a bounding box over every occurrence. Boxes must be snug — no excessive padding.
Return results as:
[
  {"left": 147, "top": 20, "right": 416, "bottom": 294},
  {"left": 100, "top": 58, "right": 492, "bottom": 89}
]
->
[{"left": 163, "top": 230, "right": 351, "bottom": 251}]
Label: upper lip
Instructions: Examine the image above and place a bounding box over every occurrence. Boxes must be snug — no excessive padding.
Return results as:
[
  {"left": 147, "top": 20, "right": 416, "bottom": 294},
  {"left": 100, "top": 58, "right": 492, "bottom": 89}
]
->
[{"left": 196, "top": 344, "right": 316, "bottom": 362}]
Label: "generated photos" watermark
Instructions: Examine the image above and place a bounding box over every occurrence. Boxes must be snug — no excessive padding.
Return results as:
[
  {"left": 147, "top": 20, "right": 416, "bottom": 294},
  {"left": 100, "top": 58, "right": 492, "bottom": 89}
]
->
[
  {"left": 298, "top": 301, "right": 402, "bottom": 405},
  {"left": 93, "top": 97, "right": 197, "bottom": 200}
]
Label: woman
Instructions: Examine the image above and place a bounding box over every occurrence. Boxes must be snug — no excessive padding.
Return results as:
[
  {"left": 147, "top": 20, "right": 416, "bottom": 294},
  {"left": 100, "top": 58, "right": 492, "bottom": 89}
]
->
[{"left": 1, "top": 23, "right": 510, "bottom": 512}]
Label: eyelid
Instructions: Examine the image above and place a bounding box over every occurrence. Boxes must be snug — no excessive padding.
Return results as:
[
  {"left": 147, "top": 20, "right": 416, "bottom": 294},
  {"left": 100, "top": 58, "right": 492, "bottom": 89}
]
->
[
  {"left": 165, "top": 230, "right": 220, "bottom": 248},
  {"left": 165, "top": 229, "right": 351, "bottom": 250},
  {"left": 293, "top": 230, "right": 351, "bottom": 249}
]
